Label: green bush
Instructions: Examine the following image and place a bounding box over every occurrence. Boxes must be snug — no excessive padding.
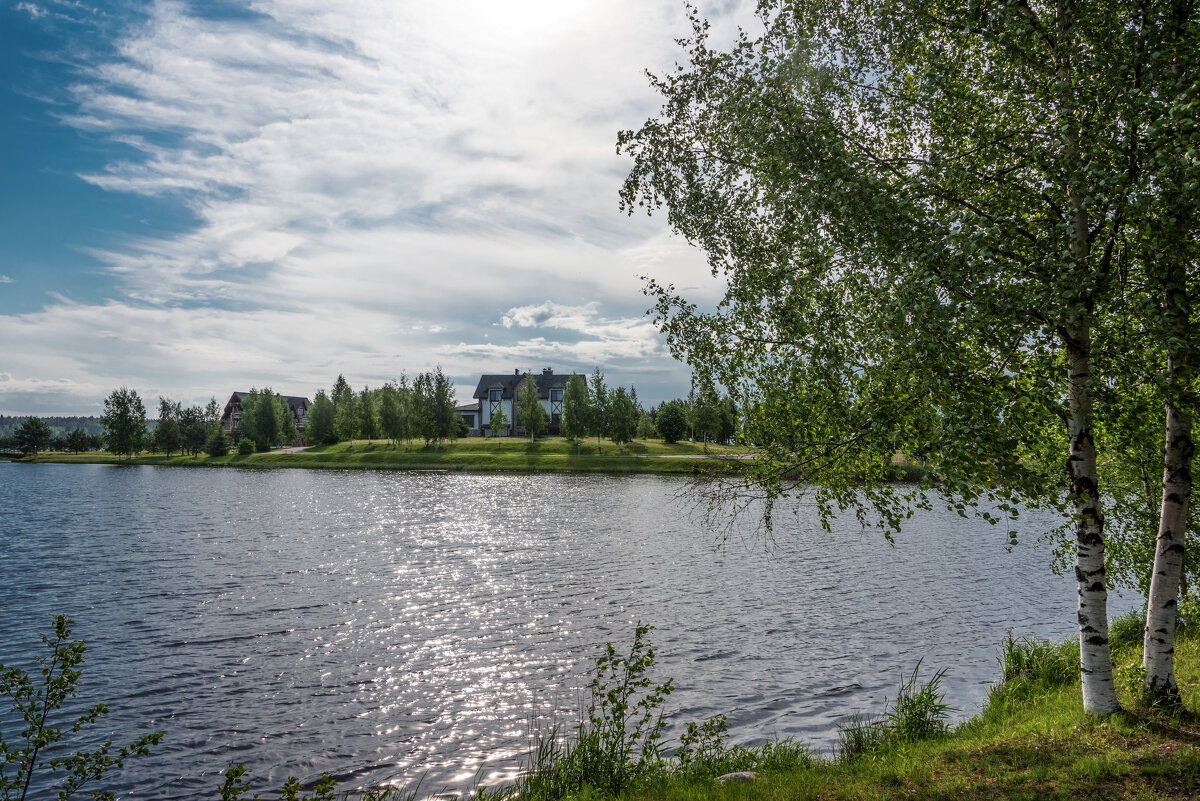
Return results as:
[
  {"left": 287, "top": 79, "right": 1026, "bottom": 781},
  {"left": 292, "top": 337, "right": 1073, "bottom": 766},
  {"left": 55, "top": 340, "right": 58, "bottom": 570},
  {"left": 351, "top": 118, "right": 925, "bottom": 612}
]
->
[
  {"left": 655, "top": 404, "right": 688, "bottom": 444},
  {"left": 519, "top": 623, "right": 674, "bottom": 799},
  {"left": 675, "top": 717, "right": 813, "bottom": 779},
  {"left": 205, "top": 426, "right": 230, "bottom": 456},
  {"left": 237, "top": 437, "right": 255, "bottom": 456}
]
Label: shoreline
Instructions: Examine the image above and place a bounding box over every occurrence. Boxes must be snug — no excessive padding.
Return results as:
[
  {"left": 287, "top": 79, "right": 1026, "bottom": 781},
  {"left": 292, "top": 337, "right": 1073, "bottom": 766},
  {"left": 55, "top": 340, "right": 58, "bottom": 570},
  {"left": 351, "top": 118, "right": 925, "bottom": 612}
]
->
[
  {"left": 1, "top": 438, "right": 928, "bottom": 480},
  {"left": 2, "top": 445, "right": 746, "bottom": 476}
]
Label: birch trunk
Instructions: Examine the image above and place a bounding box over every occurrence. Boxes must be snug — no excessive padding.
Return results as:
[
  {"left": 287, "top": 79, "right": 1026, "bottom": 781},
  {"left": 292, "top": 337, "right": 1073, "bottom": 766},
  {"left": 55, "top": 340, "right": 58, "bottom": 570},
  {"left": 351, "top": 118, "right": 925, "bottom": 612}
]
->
[
  {"left": 1142, "top": 260, "right": 1196, "bottom": 701},
  {"left": 1060, "top": 74, "right": 1118, "bottom": 710},
  {"left": 1066, "top": 319, "right": 1119, "bottom": 714}
]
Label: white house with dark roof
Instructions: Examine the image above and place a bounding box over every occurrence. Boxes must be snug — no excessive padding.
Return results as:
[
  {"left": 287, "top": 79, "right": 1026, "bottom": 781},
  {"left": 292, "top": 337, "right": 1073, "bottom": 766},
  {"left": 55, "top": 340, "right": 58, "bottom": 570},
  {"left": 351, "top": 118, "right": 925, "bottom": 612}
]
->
[{"left": 466, "top": 368, "right": 583, "bottom": 436}]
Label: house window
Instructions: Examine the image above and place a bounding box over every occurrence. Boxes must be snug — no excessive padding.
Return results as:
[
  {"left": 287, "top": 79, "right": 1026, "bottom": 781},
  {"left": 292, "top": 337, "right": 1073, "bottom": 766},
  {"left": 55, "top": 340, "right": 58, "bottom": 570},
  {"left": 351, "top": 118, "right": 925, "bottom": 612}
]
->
[{"left": 488, "top": 389, "right": 503, "bottom": 424}]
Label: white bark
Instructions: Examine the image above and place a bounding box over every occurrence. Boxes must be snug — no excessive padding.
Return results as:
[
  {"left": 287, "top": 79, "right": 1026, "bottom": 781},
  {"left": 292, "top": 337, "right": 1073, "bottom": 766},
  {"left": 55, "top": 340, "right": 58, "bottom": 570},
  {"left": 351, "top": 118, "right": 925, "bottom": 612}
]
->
[
  {"left": 1142, "top": 364, "right": 1195, "bottom": 699},
  {"left": 1066, "top": 319, "right": 1120, "bottom": 715}
]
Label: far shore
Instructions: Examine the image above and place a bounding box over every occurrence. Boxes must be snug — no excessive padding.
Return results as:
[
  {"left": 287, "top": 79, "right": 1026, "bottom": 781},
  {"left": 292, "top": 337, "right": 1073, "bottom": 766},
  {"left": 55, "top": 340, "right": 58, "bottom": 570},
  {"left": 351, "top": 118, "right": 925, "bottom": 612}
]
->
[
  {"left": 3, "top": 437, "right": 930, "bottom": 480},
  {"left": 3, "top": 437, "right": 754, "bottom": 476}
]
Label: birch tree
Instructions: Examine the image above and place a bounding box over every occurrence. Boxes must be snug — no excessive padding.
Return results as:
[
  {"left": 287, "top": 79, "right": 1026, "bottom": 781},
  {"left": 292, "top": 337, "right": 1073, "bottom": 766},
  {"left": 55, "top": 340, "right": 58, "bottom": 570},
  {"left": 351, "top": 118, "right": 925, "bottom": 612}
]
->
[
  {"left": 562, "top": 373, "right": 591, "bottom": 451},
  {"left": 489, "top": 403, "right": 510, "bottom": 438},
  {"left": 153, "top": 397, "right": 182, "bottom": 456},
  {"left": 620, "top": 0, "right": 1197, "bottom": 714},
  {"left": 100, "top": 387, "right": 146, "bottom": 460},
  {"left": 395, "top": 373, "right": 415, "bottom": 448},
  {"left": 1128, "top": 4, "right": 1200, "bottom": 702},
  {"left": 358, "top": 386, "right": 378, "bottom": 443},
  {"left": 590, "top": 367, "right": 609, "bottom": 453},
  {"left": 432, "top": 367, "right": 458, "bottom": 447},
  {"left": 307, "top": 390, "right": 337, "bottom": 445},
  {"left": 608, "top": 387, "right": 637, "bottom": 450},
  {"left": 518, "top": 372, "right": 549, "bottom": 442},
  {"left": 377, "top": 383, "right": 402, "bottom": 447}
]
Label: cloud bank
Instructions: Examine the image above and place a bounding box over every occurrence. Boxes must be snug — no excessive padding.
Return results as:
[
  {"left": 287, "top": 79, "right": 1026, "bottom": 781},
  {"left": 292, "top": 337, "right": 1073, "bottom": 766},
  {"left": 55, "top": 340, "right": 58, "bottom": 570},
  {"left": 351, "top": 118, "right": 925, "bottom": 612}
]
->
[{"left": 2, "top": 0, "right": 753, "bottom": 413}]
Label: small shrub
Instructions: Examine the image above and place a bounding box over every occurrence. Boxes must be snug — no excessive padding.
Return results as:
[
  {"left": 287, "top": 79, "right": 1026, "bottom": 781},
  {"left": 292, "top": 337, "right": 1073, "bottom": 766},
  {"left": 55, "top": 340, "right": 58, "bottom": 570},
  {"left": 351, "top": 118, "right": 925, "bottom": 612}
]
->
[
  {"left": 238, "top": 437, "right": 255, "bottom": 456},
  {"left": 675, "top": 716, "right": 814, "bottom": 778},
  {"left": 677, "top": 715, "right": 731, "bottom": 777},
  {"left": 517, "top": 626, "right": 817, "bottom": 796},
  {"left": 519, "top": 624, "right": 674, "bottom": 799},
  {"left": 0, "top": 616, "right": 162, "bottom": 801}
]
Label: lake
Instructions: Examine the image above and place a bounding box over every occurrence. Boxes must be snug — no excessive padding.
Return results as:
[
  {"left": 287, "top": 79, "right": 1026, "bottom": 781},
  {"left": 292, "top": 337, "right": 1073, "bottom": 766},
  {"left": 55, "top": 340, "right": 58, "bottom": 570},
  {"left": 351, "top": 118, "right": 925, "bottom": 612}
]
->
[{"left": 0, "top": 462, "right": 1136, "bottom": 798}]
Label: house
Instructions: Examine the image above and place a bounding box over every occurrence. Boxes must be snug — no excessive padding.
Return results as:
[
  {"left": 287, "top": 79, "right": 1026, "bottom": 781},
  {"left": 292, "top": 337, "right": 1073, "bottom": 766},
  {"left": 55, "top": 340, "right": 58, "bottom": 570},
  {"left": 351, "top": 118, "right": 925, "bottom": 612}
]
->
[
  {"left": 457, "top": 402, "right": 480, "bottom": 434},
  {"left": 467, "top": 368, "right": 583, "bottom": 436},
  {"left": 221, "top": 391, "right": 311, "bottom": 445}
]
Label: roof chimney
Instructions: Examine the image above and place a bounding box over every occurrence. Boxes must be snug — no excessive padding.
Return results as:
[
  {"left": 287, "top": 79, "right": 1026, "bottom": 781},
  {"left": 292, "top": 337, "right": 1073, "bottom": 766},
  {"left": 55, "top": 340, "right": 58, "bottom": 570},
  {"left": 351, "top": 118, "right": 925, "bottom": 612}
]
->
[
  {"left": 543, "top": 367, "right": 552, "bottom": 375},
  {"left": 515, "top": 369, "right": 520, "bottom": 375}
]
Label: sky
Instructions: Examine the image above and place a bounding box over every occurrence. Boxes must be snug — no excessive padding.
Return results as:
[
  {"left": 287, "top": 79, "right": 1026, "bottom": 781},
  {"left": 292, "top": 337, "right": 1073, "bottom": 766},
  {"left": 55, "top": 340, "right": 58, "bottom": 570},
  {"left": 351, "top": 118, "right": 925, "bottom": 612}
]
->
[{"left": 0, "top": 0, "right": 758, "bottom": 415}]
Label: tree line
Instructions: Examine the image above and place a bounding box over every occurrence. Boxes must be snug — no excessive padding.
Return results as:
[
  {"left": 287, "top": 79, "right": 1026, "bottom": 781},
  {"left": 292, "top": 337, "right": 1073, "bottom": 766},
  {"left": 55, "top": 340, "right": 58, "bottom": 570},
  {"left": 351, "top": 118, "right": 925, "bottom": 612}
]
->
[
  {"left": 7, "top": 370, "right": 744, "bottom": 459},
  {"left": 0, "top": 415, "right": 103, "bottom": 437},
  {"left": 94, "top": 388, "right": 229, "bottom": 459},
  {"left": 304, "top": 369, "right": 463, "bottom": 449},
  {"left": 522, "top": 367, "right": 741, "bottom": 452},
  {"left": 2, "top": 420, "right": 103, "bottom": 456}
]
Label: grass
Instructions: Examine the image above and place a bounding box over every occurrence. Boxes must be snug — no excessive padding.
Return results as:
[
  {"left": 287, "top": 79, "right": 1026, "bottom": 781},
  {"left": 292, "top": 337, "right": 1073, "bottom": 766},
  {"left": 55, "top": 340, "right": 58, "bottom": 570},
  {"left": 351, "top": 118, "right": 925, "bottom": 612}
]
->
[
  {"left": 500, "top": 612, "right": 1200, "bottom": 801},
  {"left": 15, "top": 437, "right": 752, "bottom": 476},
  {"left": 12, "top": 438, "right": 938, "bottom": 480}
]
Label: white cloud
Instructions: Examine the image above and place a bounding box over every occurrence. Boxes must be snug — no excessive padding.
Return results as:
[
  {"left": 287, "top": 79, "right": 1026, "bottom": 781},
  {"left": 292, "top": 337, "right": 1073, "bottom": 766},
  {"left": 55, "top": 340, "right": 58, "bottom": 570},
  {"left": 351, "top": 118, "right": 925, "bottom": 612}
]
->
[
  {"left": 4, "top": 0, "right": 759, "bottom": 413},
  {"left": 16, "top": 3, "right": 48, "bottom": 20},
  {"left": 0, "top": 275, "right": 13, "bottom": 283}
]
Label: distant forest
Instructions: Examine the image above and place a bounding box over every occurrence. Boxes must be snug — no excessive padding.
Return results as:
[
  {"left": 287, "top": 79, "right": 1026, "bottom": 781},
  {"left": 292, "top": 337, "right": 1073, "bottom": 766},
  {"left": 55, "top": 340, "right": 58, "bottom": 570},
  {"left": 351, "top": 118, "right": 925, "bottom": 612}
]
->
[{"left": 0, "top": 416, "right": 107, "bottom": 437}]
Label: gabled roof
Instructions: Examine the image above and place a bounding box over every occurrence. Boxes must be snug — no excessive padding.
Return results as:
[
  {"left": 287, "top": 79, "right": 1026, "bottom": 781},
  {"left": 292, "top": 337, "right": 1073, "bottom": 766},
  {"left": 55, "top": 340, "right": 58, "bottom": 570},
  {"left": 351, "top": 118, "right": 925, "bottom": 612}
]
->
[
  {"left": 228, "top": 392, "right": 310, "bottom": 409},
  {"left": 471, "top": 369, "right": 582, "bottom": 400}
]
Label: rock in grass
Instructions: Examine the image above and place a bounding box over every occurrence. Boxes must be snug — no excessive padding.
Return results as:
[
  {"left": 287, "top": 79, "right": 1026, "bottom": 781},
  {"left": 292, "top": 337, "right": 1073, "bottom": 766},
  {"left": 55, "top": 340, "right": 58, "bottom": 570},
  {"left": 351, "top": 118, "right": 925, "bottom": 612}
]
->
[{"left": 716, "top": 771, "right": 757, "bottom": 784}]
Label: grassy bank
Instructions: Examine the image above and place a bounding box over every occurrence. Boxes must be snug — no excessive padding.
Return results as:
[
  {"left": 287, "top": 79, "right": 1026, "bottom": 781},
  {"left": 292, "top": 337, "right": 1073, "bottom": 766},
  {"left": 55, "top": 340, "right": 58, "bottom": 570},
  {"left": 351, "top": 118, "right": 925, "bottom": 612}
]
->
[
  {"left": 10, "top": 438, "right": 930, "bottom": 480},
  {"left": 517, "top": 614, "right": 1200, "bottom": 801},
  {"left": 14, "top": 437, "right": 751, "bottom": 476}
]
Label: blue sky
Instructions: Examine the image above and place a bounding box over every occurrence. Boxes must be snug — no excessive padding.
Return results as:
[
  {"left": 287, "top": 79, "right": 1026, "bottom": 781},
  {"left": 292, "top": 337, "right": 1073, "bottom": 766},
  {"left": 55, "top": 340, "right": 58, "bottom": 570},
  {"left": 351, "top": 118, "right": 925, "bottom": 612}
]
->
[{"left": 1, "top": 0, "right": 753, "bottom": 415}]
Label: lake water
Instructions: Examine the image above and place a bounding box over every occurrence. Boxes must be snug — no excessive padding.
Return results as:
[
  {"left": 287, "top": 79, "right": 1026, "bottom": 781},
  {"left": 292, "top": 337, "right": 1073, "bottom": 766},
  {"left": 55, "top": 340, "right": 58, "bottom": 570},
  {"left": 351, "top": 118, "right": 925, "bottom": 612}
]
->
[{"left": 0, "top": 462, "right": 1137, "bottom": 798}]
